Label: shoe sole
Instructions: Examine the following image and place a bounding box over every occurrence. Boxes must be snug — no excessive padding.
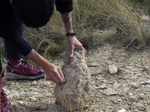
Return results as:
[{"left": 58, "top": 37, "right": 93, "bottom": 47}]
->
[{"left": 5, "top": 72, "right": 45, "bottom": 80}]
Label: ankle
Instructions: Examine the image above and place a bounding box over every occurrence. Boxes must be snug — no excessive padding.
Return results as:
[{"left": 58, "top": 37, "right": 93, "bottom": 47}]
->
[{"left": 9, "top": 58, "right": 22, "bottom": 65}]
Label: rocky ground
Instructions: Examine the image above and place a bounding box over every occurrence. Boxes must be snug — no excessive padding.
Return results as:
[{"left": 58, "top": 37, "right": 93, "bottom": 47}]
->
[{"left": 2, "top": 45, "right": 150, "bottom": 112}]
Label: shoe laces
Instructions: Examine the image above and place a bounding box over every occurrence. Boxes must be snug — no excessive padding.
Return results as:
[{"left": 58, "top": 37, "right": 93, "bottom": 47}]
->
[{"left": 20, "top": 59, "right": 41, "bottom": 73}]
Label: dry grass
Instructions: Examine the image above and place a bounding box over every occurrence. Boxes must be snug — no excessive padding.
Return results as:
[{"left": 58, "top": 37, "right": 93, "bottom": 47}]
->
[{"left": 24, "top": 0, "right": 150, "bottom": 58}]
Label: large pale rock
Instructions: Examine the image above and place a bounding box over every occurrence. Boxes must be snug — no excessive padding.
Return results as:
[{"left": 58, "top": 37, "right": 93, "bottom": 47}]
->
[{"left": 54, "top": 50, "right": 91, "bottom": 110}]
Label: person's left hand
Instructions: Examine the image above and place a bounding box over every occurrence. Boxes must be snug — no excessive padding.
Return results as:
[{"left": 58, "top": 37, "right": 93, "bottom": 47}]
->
[{"left": 67, "top": 36, "right": 86, "bottom": 57}]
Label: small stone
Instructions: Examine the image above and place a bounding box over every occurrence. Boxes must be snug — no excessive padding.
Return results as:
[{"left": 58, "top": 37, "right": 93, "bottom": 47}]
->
[
  {"left": 117, "top": 109, "right": 126, "bottom": 112},
  {"left": 113, "top": 81, "right": 120, "bottom": 89},
  {"left": 32, "top": 81, "right": 37, "bottom": 85},
  {"left": 140, "top": 80, "right": 150, "bottom": 85},
  {"left": 137, "top": 96, "right": 144, "bottom": 100},
  {"left": 18, "top": 101, "right": 24, "bottom": 106},
  {"left": 32, "top": 92, "right": 40, "bottom": 96},
  {"left": 130, "top": 83, "right": 139, "bottom": 89},
  {"left": 123, "top": 87, "right": 130, "bottom": 93},
  {"left": 108, "top": 64, "right": 118, "bottom": 75},
  {"left": 88, "top": 62, "right": 99, "bottom": 67},
  {"left": 118, "top": 99, "right": 122, "bottom": 102},
  {"left": 128, "top": 96, "right": 138, "bottom": 102},
  {"left": 95, "top": 84, "right": 107, "bottom": 89},
  {"left": 95, "top": 110, "right": 103, "bottom": 112},
  {"left": 129, "top": 93, "right": 133, "bottom": 96},
  {"left": 30, "top": 96, "right": 37, "bottom": 102},
  {"left": 29, "top": 102, "right": 48, "bottom": 110},
  {"left": 103, "top": 88, "right": 118, "bottom": 96},
  {"left": 7, "top": 94, "right": 15, "bottom": 99},
  {"left": 136, "top": 103, "right": 146, "bottom": 111},
  {"left": 100, "top": 83, "right": 107, "bottom": 89}
]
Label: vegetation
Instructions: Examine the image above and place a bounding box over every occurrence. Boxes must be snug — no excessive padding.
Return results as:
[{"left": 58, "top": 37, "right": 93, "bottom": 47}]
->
[{"left": 24, "top": 0, "right": 150, "bottom": 58}]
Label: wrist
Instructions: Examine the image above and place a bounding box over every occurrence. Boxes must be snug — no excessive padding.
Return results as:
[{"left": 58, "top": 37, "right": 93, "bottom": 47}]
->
[{"left": 66, "top": 32, "right": 76, "bottom": 37}]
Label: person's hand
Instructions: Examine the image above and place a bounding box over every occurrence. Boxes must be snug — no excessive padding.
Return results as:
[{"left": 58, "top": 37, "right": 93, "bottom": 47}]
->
[
  {"left": 67, "top": 36, "right": 86, "bottom": 57},
  {"left": 10, "top": 0, "right": 12, "bottom": 4},
  {"left": 43, "top": 63, "right": 64, "bottom": 84}
]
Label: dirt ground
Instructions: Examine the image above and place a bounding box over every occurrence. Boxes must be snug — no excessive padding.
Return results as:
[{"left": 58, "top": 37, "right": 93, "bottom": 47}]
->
[{"left": 2, "top": 45, "right": 150, "bottom": 112}]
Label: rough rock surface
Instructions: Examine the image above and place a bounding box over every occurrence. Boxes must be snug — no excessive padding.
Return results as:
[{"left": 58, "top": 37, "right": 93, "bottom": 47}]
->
[{"left": 54, "top": 50, "right": 91, "bottom": 110}]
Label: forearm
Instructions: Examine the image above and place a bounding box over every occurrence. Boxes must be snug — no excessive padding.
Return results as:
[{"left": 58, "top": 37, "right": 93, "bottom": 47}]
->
[
  {"left": 26, "top": 49, "right": 50, "bottom": 69},
  {"left": 61, "top": 12, "right": 74, "bottom": 33}
]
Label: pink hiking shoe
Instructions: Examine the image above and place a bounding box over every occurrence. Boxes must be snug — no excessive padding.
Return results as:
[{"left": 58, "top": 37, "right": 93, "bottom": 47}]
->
[
  {"left": 5, "top": 59, "right": 45, "bottom": 80},
  {"left": 1, "top": 90, "right": 10, "bottom": 112},
  {"left": 0, "top": 79, "right": 10, "bottom": 112}
]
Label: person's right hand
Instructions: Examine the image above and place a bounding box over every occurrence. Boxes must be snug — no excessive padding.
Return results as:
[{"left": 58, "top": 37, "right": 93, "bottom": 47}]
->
[{"left": 43, "top": 63, "right": 64, "bottom": 84}]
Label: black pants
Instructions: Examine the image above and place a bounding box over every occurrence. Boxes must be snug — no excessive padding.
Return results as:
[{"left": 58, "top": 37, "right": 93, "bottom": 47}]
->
[
  {"left": 0, "top": 61, "right": 4, "bottom": 78},
  {"left": 4, "top": 23, "right": 23, "bottom": 60}
]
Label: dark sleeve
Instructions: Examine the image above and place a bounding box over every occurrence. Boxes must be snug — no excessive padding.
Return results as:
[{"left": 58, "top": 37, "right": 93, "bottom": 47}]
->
[
  {"left": 55, "top": 0, "right": 73, "bottom": 13},
  {"left": 3, "top": 35, "right": 32, "bottom": 56}
]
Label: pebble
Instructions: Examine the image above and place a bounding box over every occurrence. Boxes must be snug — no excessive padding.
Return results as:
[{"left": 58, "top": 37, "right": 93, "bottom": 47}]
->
[
  {"left": 108, "top": 64, "right": 118, "bottom": 74},
  {"left": 113, "top": 81, "right": 120, "bottom": 89},
  {"left": 140, "top": 80, "right": 150, "bottom": 85},
  {"left": 103, "top": 88, "right": 118, "bottom": 96},
  {"left": 32, "top": 81, "right": 38, "bottom": 85},
  {"left": 129, "top": 93, "right": 133, "bottom": 96},
  {"left": 30, "top": 96, "right": 37, "bottom": 102},
  {"left": 128, "top": 96, "right": 138, "bottom": 102},
  {"left": 28, "top": 102, "right": 48, "bottom": 110},
  {"left": 136, "top": 103, "right": 146, "bottom": 111},
  {"left": 88, "top": 62, "right": 99, "bottom": 67},
  {"left": 137, "top": 96, "right": 144, "bottom": 100},
  {"left": 117, "top": 109, "right": 126, "bottom": 112},
  {"left": 18, "top": 101, "right": 24, "bottom": 106},
  {"left": 123, "top": 87, "right": 130, "bottom": 93},
  {"left": 95, "top": 83, "right": 107, "bottom": 89},
  {"left": 130, "top": 83, "right": 139, "bottom": 89}
]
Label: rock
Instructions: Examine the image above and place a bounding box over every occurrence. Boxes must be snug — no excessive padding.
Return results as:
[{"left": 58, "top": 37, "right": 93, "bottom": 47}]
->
[
  {"left": 89, "top": 67, "right": 102, "bottom": 76},
  {"left": 94, "top": 83, "right": 107, "bottom": 89},
  {"left": 130, "top": 83, "right": 139, "bottom": 89},
  {"left": 140, "top": 80, "right": 150, "bottom": 85},
  {"left": 88, "top": 62, "right": 99, "bottom": 67},
  {"left": 32, "top": 81, "right": 37, "bottom": 85},
  {"left": 54, "top": 50, "right": 91, "bottom": 110},
  {"left": 30, "top": 96, "right": 37, "bottom": 102},
  {"left": 99, "top": 83, "right": 107, "bottom": 89},
  {"left": 19, "top": 92, "right": 26, "bottom": 96},
  {"left": 28, "top": 102, "right": 48, "bottom": 110},
  {"left": 103, "top": 88, "right": 118, "bottom": 96},
  {"left": 108, "top": 64, "right": 118, "bottom": 75},
  {"left": 113, "top": 81, "right": 120, "bottom": 89},
  {"left": 137, "top": 96, "right": 144, "bottom": 100},
  {"left": 123, "top": 87, "right": 130, "bottom": 93},
  {"left": 18, "top": 101, "right": 24, "bottom": 106},
  {"left": 117, "top": 109, "right": 126, "bottom": 112},
  {"left": 129, "top": 93, "right": 133, "bottom": 96},
  {"left": 7, "top": 94, "right": 15, "bottom": 99},
  {"left": 128, "top": 96, "right": 138, "bottom": 102},
  {"left": 136, "top": 103, "right": 146, "bottom": 111}
]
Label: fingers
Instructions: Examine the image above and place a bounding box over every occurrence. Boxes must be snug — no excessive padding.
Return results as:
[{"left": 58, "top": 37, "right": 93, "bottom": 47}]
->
[
  {"left": 80, "top": 45, "right": 87, "bottom": 53},
  {"left": 57, "top": 68, "right": 64, "bottom": 80},
  {"left": 54, "top": 71, "right": 64, "bottom": 83},
  {"left": 69, "top": 45, "right": 74, "bottom": 57},
  {"left": 46, "top": 75, "right": 59, "bottom": 83}
]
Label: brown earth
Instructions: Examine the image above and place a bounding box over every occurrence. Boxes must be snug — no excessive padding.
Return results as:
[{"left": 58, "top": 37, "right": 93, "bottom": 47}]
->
[{"left": 2, "top": 45, "right": 150, "bottom": 112}]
